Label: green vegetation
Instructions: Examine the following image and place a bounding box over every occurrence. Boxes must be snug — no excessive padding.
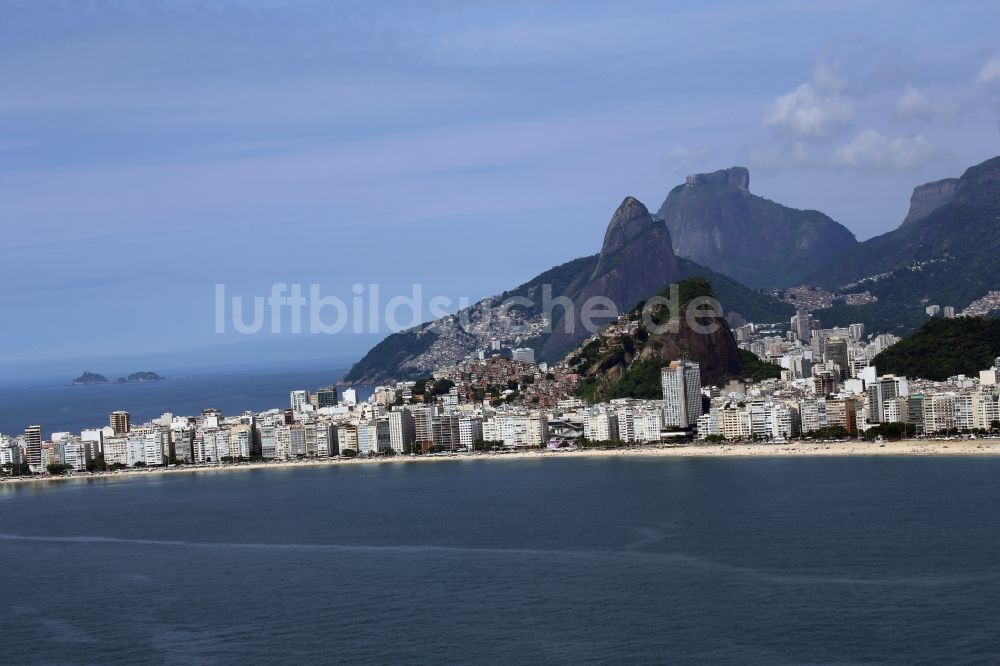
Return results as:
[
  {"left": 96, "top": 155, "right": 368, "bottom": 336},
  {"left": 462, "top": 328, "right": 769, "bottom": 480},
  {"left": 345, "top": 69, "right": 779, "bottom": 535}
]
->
[
  {"left": 574, "top": 278, "right": 745, "bottom": 401},
  {"left": 872, "top": 317, "right": 1000, "bottom": 381},
  {"left": 864, "top": 423, "right": 918, "bottom": 441},
  {"left": 431, "top": 378, "right": 455, "bottom": 395},
  {"left": 607, "top": 359, "right": 666, "bottom": 400},
  {"left": 1, "top": 462, "right": 32, "bottom": 476},
  {"left": 343, "top": 328, "right": 439, "bottom": 383},
  {"left": 677, "top": 258, "right": 794, "bottom": 324},
  {"left": 45, "top": 463, "right": 73, "bottom": 475},
  {"left": 738, "top": 349, "right": 782, "bottom": 382}
]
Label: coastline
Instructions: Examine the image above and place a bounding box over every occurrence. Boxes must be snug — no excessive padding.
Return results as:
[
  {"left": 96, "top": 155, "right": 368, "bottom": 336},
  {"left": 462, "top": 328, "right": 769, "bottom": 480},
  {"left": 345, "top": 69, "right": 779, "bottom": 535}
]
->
[{"left": 5, "top": 438, "right": 1000, "bottom": 486}]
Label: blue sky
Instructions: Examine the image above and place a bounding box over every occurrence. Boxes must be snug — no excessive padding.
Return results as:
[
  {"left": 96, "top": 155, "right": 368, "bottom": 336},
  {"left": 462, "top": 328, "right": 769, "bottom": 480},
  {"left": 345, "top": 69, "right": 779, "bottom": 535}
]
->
[{"left": 2, "top": 0, "right": 1000, "bottom": 375}]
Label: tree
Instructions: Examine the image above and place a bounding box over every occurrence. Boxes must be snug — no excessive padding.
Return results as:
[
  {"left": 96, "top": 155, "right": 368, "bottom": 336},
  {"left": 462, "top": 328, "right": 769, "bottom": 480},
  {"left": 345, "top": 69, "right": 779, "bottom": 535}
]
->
[
  {"left": 992, "top": 420, "right": 1000, "bottom": 432},
  {"left": 86, "top": 454, "right": 108, "bottom": 473},
  {"left": 133, "top": 461, "right": 147, "bottom": 468},
  {"left": 431, "top": 378, "right": 455, "bottom": 396},
  {"left": 46, "top": 463, "right": 73, "bottom": 475},
  {"left": 2, "top": 462, "right": 31, "bottom": 476}
]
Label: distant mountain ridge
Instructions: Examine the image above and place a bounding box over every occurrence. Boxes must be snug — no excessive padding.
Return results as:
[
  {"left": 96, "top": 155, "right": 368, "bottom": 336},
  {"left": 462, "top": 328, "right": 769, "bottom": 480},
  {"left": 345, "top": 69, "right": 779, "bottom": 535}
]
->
[
  {"left": 805, "top": 156, "right": 1000, "bottom": 334},
  {"left": 72, "top": 371, "right": 164, "bottom": 385},
  {"left": 656, "top": 167, "right": 857, "bottom": 289},
  {"left": 344, "top": 197, "right": 792, "bottom": 385}
]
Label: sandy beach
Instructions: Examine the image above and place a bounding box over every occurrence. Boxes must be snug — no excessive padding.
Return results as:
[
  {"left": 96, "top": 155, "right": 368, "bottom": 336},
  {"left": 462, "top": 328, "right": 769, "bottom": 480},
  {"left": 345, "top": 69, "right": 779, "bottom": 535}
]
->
[{"left": 5, "top": 438, "right": 1000, "bottom": 486}]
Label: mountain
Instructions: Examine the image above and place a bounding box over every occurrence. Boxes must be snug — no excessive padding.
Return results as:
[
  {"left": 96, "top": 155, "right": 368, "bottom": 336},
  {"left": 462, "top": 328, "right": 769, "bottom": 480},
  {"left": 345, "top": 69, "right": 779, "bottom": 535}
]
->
[
  {"left": 344, "top": 200, "right": 791, "bottom": 385},
  {"left": 571, "top": 278, "right": 744, "bottom": 403},
  {"left": 871, "top": 317, "right": 1000, "bottom": 382},
  {"left": 901, "top": 177, "right": 959, "bottom": 226},
  {"left": 72, "top": 371, "right": 109, "bottom": 385},
  {"left": 655, "top": 167, "right": 857, "bottom": 289},
  {"left": 70, "top": 370, "right": 164, "bottom": 385},
  {"left": 537, "top": 197, "right": 682, "bottom": 360},
  {"left": 805, "top": 156, "right": 1000, "bottom": 333}
]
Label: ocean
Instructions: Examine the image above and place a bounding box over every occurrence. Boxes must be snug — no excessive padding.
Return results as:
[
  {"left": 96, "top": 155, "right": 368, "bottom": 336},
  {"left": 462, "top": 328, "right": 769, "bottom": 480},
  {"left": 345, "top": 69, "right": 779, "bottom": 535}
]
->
[
  {"left": 1, "top": 456, "right": 999, "bottom": 663},
  {"left": 0, "top": 363, "right": 372, "bottom": 436}
]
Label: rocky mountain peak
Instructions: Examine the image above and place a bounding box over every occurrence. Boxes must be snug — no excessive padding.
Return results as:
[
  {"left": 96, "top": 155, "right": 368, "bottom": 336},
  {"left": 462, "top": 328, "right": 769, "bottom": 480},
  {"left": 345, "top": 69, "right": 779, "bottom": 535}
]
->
[
  {"left": 598, "top": 196, "right": 658, "bottom": 259},
  {"left": 685, "top": 166, "right": 750, "bottom": 191},
  {"left": 901, "top": 177, "right": 958, "bottom": 226}
]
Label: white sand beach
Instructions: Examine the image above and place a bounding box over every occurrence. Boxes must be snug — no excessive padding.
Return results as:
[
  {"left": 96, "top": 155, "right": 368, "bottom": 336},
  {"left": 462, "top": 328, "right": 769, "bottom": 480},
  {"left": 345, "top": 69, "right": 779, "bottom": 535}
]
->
[{"left": 5, "top": 438, "right": 1000, "bottom": 486}]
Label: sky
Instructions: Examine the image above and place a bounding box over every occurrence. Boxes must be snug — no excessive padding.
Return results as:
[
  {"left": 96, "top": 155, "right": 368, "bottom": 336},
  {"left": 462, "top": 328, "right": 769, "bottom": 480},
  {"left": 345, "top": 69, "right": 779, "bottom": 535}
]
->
[{"left": 2, "top": 0, "right": 1000, "bottom": 377}]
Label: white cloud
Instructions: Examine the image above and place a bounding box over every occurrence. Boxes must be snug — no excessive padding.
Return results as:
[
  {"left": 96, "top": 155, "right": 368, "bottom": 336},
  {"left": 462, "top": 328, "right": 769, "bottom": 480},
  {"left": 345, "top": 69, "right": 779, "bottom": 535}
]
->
[
  {"left": 765, "top": 79, "right": 854, "bottom": 138},
  {"left": 978, "top": 55, "right": 1000, "bottom": 84},
  {"left": 894, "top": 86, "right": 953, "bottom": 121},
  {"left": 831, "top": 129, "right": 936, "bottom": 169}
]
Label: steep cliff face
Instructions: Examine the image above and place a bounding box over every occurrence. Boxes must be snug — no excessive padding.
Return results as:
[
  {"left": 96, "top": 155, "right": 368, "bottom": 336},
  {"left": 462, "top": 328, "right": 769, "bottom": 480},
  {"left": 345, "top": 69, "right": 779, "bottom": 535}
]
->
[
  {"left": 571, "top": 278, "right": 744, "bottom": 403},
  {"left": 802, "top": 155, "right": 1000, "bottom": 335},
  {"left": 656, "top": 167, "right": 857, "bottom": 289},
  {"left": 539, "top": 197, "right": 682, "bottom": 361},
  {"left": 901, "top": 177, "right": 958, "bottom": 226},
  {"left": 345, "top": 197, "right": 791, "bottom": 385}
]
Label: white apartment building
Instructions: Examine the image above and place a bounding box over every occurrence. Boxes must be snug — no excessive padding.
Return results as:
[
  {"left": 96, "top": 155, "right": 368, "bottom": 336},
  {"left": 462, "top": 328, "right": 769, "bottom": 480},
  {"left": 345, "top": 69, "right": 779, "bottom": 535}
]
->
[
  {"left": 583, "top": 409, "right": 619, "bottom": 442},
  {"left": 662, "top": 361, "right": 701, "bottom": 428},
  {"left": 458, "top": 417, "right": 483, "bottom": 449}
]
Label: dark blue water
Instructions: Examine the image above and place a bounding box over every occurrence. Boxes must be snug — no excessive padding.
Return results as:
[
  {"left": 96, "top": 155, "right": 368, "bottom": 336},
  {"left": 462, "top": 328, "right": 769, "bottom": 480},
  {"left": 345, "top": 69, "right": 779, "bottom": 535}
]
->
[
  {"left": 0, "top": 364, "right": 371, "bottom": 435},
  {"left": 1, "top": 456, "right": 999, "bottom": 664}
]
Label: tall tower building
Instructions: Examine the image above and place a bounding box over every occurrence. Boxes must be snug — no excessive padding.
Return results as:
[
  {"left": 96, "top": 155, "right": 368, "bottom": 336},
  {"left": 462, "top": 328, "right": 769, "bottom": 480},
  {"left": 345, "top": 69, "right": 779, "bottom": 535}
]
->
[
  {"left": 23, "top": 425, "right": 42, "bottom": 472},
  {"left": 289, "top": 390, "right": 309, "bottom": 412},
  {"left": 824, "top": 336, "right": 849, "bottom": 381},
  {"left": 661, "top": 361, "right": 702, "bottom": 428},
  {"left": 109, "top": 411, "right": 131, "bottom": 435},
  {"left": 316, "top": 386, "right": 338, "bottom": 408},
  {"left": 791, "top": 310, "right": 812, "bottom": 343}
]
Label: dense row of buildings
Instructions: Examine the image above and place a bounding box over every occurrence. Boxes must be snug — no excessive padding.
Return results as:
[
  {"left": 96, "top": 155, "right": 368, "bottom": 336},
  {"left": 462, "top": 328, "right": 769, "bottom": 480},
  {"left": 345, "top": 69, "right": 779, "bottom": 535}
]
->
[{"left": 5, "top": 306, "right": 1000, "bottom": 474}]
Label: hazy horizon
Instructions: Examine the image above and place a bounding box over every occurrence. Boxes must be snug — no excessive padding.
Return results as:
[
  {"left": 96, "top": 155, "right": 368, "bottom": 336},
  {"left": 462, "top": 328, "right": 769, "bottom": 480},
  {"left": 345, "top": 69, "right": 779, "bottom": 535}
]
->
[{"left": 4, "top": 1, "right": 1000, "bottom": 367}]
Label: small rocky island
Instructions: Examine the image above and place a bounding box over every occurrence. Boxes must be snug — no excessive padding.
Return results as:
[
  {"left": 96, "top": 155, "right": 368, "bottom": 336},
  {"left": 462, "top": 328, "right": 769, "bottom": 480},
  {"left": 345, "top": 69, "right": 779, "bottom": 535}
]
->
[{"left": 71, "top": 371, "right": 164, "bottom": 385}]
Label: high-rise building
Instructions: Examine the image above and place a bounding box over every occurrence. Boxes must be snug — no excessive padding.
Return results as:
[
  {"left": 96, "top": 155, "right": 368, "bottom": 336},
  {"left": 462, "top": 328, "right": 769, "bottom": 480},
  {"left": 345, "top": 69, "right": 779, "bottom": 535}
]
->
[
  {"left": 661, "top": 361, "right": 702, "bottom": 428},
  {"left": 431, "top": 414, "right": 462, "bottom": 451},
  {"left": 388, "top": 409, "right": 416, "bottom": 453},
  {"left": 824, "top": 336, "right": 849, "bottom": 381},
  {"left": 867, "top": 375, "right": 909, "bottom": 423},
  {"left": 109, "top": 411, "right": 131, "bottom": 435},
  {"left": 171, "top": 426, "right": 194, "bottom": 463},
  {"left": 583, "top": 409, "right": 619, "bottom": 442},
  {"left": 289, "top": 390, "right": 310, "bottom": 413},
  {"left": 23, "top": 425, "right": 42, "bottom": 472},
  {"left": 316, "top": 386, "right": 338, "bottom": 408},
  {"left": 458, "top": 417, "right": 483, "bottom": 449},
  {"left": 797, "top": 399, "right": 828, "bottom": 435},
  {"left": 825, "top": 398, "right": 858, "bottom": 435},
  {"left": 411, "top": 405, "right": 435, "bottom": 448},
  {"left": 258, "top": 424, "right": 277, "bottom": 459},
  {"left": 791, "top": 310, "right": 812, "bottom": 343}
]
